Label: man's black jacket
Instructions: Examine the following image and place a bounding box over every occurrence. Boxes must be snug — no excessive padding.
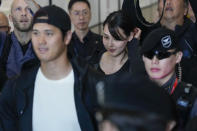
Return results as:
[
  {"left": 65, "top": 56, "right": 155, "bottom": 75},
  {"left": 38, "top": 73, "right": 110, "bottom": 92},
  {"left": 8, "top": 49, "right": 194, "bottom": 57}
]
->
[{"left": 0, "top": 57, "right": 103, "bottom": 131}]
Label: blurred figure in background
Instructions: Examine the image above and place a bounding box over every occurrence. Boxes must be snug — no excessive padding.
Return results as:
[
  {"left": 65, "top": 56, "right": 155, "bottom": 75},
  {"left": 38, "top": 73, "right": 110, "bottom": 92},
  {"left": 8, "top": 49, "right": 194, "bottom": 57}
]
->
[
  {"left": 96, "top": 73, "right": 177, "bottom": 131},
  {"left": 0, "top": 12, "right": 10, "bottom": 33}
]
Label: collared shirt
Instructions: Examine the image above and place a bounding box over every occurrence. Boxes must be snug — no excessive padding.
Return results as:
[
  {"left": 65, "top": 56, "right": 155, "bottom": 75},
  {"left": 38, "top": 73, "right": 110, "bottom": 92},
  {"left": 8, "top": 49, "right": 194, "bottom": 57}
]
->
[{"left": 161, "top": 74, "right": 177, "bottom": 94}]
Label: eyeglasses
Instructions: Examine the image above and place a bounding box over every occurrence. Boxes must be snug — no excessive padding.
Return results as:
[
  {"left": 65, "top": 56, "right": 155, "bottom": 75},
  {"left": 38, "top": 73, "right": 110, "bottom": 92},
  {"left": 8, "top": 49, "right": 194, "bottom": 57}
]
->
[
  {"left": 71, "top": 10, "right": 89, "bottom": 17},
  {"left": 143, "top": 50, "right": 177, "bottom": 60}
]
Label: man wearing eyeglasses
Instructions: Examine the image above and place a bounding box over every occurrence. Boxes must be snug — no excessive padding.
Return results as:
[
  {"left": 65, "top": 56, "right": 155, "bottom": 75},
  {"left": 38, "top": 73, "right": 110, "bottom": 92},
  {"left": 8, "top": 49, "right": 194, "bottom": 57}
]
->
[
  {"left": 141, "top": 27, "right": 197, "bottom": 129},
  {"left": 0, "top": 12, "right": 10, "bottom": 34},
  {"left": 68, "top": 0, "right": 104, "bottom": 64}
]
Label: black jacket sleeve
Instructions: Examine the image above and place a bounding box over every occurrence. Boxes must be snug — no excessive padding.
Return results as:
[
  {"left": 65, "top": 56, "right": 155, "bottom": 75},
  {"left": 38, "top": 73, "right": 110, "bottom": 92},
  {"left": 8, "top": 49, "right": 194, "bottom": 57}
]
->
[
  {"left": 127, "top": 38, "right": 146, "bottom": 74},
  {"left": 0, "top": 80, "right": 18, "bottom": 131}
]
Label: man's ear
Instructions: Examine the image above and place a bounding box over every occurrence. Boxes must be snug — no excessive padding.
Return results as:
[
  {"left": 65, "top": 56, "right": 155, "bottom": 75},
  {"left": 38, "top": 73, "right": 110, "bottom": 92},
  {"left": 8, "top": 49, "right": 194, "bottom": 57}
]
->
[
  {"left": 64, "top": 30, "right": 72, "bottom": 46},
  {"left": 166, "top": 120, "right": 176, "bottom": 131},
  {"left": 175, "top": 51, "right": 183, "bottom": 64}
]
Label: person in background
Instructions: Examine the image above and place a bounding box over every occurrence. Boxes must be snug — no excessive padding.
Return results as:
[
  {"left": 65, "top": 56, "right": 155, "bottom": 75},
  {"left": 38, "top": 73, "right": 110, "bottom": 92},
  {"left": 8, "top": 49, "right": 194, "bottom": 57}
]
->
[
  {"left": 0, "top": 0, "right": 39, "bottom": 90},
  {"left": 141, "top": 27, "right": 197, "bottom": 129},
  {"left": 68, "top": 0, "right": 104, "bottom": 64},
  {"left": 95, "top": 73, "right": 177, "bottom": 131},
  {"left": 187, "top": 2, "right": 196, "bottom": 22},
  {"left": 92, "top": 10, "right": 145, "bottom": 77},
  {"left": 0, "top": 12, "right": 10, "bottom": 34},
  {"left": 0, "top": 5, "right": 103, "bottom": 131}
]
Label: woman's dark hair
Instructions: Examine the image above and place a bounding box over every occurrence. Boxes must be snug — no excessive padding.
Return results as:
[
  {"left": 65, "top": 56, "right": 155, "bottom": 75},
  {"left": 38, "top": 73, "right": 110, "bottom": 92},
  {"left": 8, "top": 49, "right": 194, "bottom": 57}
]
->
[{"left": 103, "top": 10, "right": 136, "bottom": 41}]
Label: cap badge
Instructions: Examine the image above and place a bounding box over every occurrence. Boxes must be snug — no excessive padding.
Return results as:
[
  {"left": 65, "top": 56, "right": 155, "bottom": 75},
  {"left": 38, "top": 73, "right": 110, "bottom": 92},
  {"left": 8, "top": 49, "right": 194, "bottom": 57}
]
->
[{"left": 161, "top": 35, "right": 172, "bottom": 48}]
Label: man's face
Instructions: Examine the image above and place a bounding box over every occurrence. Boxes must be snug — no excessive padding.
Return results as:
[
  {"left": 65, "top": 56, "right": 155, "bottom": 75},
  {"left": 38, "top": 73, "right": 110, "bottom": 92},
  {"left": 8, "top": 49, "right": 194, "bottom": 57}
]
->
[
  {"left": 10, "top": 0, "right": 33, "bottom": 32},
  {"left": 32, "top": 22, "right": 69, "bottom": 63},
  {"left": 69, "top": 2, "right": 91, "bottom": 31},
  {"left": 158, "top": 0, "right": 187, "bottom": 21}
]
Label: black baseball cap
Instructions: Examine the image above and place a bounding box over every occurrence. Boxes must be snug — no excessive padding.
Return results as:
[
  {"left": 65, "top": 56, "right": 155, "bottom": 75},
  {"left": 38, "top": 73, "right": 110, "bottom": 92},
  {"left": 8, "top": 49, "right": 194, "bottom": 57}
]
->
[
  {"left": 96, "top": 73, "right": 177, "bottom": 121},
  {"left": 141, "top": 27, "right": 179, "bottom": 54},
  {"left": 33, "top": 5, "right": 71, "bottom": 32}
]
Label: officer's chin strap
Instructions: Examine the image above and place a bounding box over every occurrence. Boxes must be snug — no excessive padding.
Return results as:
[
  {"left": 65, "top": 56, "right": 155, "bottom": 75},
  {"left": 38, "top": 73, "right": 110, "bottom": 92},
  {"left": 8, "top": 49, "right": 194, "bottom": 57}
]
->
[
  {"left": 178, "top": 63, "right": 182, "bottom": 81},
  {"left": 134, "top": 0, "right": 166, "bottom": 27}
]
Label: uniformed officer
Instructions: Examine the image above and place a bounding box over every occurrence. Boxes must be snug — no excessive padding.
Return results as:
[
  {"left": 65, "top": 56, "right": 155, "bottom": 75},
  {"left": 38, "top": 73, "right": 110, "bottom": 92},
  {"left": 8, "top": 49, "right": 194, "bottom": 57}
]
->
[{"left": 141, "top": 27, "right": 197, "bottom": 129}]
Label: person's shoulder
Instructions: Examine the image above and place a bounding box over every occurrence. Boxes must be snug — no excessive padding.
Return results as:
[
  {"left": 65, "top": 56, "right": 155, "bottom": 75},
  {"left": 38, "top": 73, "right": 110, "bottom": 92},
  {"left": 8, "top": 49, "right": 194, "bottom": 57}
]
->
[
  {"left": 18, "top": 65, "right": 39, "bottom": 80},
  {"left": 71, "top": 56, "right": 104, "bottom": 79},
  {"left": 0, "top": 31, "right": 6, "bottom": 36},
  {"left": 178, "top": 81, "right": 196, "bottom": 90},
  {"left": 178, "top": 81, "right": 197, "bottom": 98},
  {"left": 88, "top": 30, "right": 102, "bottom": 40},
  {"left": 0, "top": 32, "right": 7, "bottom": 45},
  {"left": 0, "top": 32, "right": 10, "bottom": 55},
  {"left": 5, "top": 65, "right": 39, "bottom": 90},
  {"left": 70, "top": 56, "right": 89, "bottom": 75},
  {"left": 179, "top": 81, "right": 196, "bottom": 88}
]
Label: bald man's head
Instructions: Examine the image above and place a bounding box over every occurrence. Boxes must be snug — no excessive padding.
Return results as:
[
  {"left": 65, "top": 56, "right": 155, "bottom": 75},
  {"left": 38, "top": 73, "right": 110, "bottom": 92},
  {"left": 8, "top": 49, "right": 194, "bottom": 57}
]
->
[
  {"left": 9, "top": 0, "right": 33, "bottom": 32},
  {"left": 0, "top": 12, "right": 10, "bottom": 33}
]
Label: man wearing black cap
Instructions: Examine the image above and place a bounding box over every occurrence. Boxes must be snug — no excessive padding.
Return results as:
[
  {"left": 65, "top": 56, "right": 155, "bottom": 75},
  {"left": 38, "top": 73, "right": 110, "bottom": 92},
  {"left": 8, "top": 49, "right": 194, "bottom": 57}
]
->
[
  {"left": 96, "top": 73, "right": 177, "bottom": 131},
  {"left": 141, "top": 27, "right": 197, "bottom": 129},
  {"left": 0, "top": 5, "right": 102, "bottom": 131}
]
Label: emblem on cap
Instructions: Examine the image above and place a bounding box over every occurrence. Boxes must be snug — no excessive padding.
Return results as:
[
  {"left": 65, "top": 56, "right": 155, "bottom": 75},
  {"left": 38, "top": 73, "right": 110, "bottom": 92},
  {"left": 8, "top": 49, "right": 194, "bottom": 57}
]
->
[{"left": 161, "top": 35, "right": 172, "bottom": 48}]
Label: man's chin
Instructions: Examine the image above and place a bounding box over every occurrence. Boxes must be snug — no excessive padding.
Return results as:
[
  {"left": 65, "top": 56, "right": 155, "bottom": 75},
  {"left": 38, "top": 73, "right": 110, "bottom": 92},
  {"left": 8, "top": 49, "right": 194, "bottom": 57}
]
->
[
  {"left": 163, "top": 14, "right": 175, "bottom": 20},
  {"left": 17, "top": 26, "right": 32, "bottom": 32},
  {"left": 76, "top": 25, "right": 88, "bottom": 31}
]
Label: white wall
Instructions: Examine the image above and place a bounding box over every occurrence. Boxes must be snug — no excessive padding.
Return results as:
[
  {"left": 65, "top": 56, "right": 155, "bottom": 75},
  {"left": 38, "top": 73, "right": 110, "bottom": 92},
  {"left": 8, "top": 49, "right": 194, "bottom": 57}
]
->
[{"left": 0, "top": 0, "right": 158, "bottom": 33}]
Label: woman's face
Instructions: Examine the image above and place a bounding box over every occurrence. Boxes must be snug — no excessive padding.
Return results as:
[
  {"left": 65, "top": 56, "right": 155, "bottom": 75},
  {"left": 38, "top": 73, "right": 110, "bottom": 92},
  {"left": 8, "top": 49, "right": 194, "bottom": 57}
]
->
[
  {"left": 102, "top": 24, "right": 128, "bottom": 57},
  {"left": 142, "top": 50, "right": 182, "bottom": 85}
]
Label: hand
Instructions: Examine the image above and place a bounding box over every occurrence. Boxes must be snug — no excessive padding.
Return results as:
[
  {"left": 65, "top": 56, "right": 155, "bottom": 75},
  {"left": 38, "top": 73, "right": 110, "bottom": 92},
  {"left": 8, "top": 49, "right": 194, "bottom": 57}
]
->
[
  {"left": 24, "top": 0, "right": 36, "bottom": 4},
  {"left": 133, "top": 28, "right": 142, "bottom": 40},
  {"left": 24, "top": 0, "right": 40, "bottom": 13}
]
